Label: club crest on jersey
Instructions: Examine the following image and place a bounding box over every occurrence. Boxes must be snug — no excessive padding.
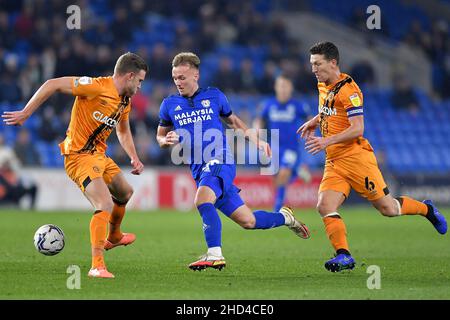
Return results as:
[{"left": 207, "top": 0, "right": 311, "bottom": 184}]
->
[
  {"left": 74, "top": 76, "right": 92, "bottom": 87},
  {"left": 349, "top": 93, "right": 361, "bottom": 107},
  {"left": 201, "top": 99, "right": 210, "bottom": 108},
  {"left": 92, "top": 111, "right": 118, "bottom": 128},
  {"left": 326, "top": 91, "right": 335, "bottom": 101}
]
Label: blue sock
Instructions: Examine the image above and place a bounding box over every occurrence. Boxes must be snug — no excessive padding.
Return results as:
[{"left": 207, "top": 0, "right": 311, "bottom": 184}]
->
[
  {"left": 197, "top": 203, "right": 222, "bottom": 248},
  {"left": 274, "top": 186, "right": 286, "bottom": 212},
  {"left": 253, "top": 210, "right": 285, "bottom": 229}
]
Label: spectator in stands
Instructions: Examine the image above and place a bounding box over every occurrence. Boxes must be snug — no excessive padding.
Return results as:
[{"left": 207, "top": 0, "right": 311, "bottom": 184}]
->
[
  {"left": 295, "top": 60, "right": 318, "bottom": 95},
  {"left": 237, "top": 58, "right": 259, "bottom": 94},
  {"left": 14, "top": 5, "right": 33, "bottom": 40},
  {"left": 0, "top": 10, "right": 15, "bottom": 50},
  {"left": 111, "top": 6, "right": 132, "bottom": 45},
  {"left": 349, "top": 7, "right": 367, "bottom": 33},
  {"left": 440, "top": 62, "right": 450, "bottom": 100},
  {"left": 258, "top": 61, "right": 278, "bottom": 94},
  {"left": 213, "top": 56, "right": 238, "bottom": 93},
  {"left": 94, "top": 45, "right": 114, "bottom": 76},
  {"left": 149, "top": 43, "right": 171, "bottom": 81},
  {"left": 197, "top": 3, "right": 219, "bottom": 53},
  {"left": 350, "top": 60, "right": 376, "bottom": 87},
  {"left": 19, "top": 54, "right": 43, "bottom": 101},
  {"left": 0, "top": 134, "right": 38, "bottom": 209},
  {"left": 391, "top": 75, "right": 420, "bottom": 114},
  {"left": 13, "top": 128, "right": 41, "bottom": 166},
  {"left": 404, "top": 20, "right": 428, "bottom": 49},
  {"left": 215, "top": 14, "right": 238, "bottom": 46},
  {"left": 37, "top": 107, "right": 65, "bottom": 143},
  {"left": 0, "top": 54, "right": 22, "bottom": 103}
]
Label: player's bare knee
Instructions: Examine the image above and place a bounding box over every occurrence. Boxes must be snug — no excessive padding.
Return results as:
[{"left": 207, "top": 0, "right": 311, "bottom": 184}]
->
[
  {"left": 238, "top": 216, "right": 256, "bottom": 229},
  {"left": 123, "top": 187, "right": 133, "bottom": 203},
  {"left": 317, "top": 202, "right": 334, "bottom": 217},
  {"left": 97, "top": 199, "right": 114, "bottom": 213},
  {"left": 377, "top": 204, "right": 397, "bottom": 217},
  {"left": 194, "top": 191, "right": 216, "bottom": 207},
  {"left": 194, "top": 197, "right": 213, "bottom": 207},
  {"left": 276, "top": 174, "right": 289, "bottom": 186}
]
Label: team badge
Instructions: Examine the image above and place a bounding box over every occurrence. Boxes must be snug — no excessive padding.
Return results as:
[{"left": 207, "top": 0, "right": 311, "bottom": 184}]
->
[
  {"left": 76, "top": 76, "right": 92, "bottom": 86},
  {"left": 349, "top": 93, "right": 361, "bottom": 107},
  {"left": 326, "top": 91, "right": 335, "bottom": 101},
  {"left": 201, "top": 99, "right": 210, "bottom": 107}
]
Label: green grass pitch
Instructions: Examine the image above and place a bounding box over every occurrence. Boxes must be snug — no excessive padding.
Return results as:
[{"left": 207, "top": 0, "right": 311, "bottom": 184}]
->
[{"left": 0, "top": 206, "right": 449, "bottom": 299}]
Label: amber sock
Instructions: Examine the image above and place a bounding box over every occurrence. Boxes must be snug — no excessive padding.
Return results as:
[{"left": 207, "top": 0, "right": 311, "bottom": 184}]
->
[
  {"left": 396, "top": 196, "right": 428, "bottom": 216},
  {"left": 323, "top": 213, "right": 350, "bottom": 254},
  {"left": 108, "top": 201, "right": 126, "bottom": 243},
  {"left": 90, "top": 210, "right": 110, "bottom": 269}
]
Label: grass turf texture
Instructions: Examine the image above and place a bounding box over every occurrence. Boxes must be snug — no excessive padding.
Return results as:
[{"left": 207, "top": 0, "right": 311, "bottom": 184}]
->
[{"left": 0, "top": 206, "right": 449, "bottom": 299}]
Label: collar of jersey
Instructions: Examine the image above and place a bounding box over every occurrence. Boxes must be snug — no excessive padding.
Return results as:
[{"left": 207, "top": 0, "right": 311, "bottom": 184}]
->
[
  {"left": 324, "top": 73, "right": 349, "bottom": 89},
  {"left": 179, "top": 87, "right": 202, "bottom": 99}
]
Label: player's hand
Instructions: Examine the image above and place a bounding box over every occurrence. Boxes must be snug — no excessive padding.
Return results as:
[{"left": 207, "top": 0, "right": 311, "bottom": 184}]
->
[
  {"left": 2, "top": 110, "right": 29, "bottom": 126},
  {"left": 305, "top": 136, "right": 329, "bottom": 155},
  {"left": 258, "top": 140, "right": 272, "bottom": 158},
  {"left": 165, "top": 131, "right": 180, "bottom": 146},
  {"left": 130, "top": 158, "right": 144, "bottom": 175},
  {"left": 297, "top": 119, "right": 318, "bottom": 140}
]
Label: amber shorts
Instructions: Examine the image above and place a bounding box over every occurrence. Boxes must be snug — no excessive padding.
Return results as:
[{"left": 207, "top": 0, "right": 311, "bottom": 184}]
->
[
  {"left": 64, "top": 153, "right": 121, "bottom": 192},
  {"left": 319, "top": 150, "right": 389, "bottom": 201}
]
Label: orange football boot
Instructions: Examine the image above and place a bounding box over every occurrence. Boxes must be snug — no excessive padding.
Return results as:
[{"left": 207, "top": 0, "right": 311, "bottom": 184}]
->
[
  {"left": 88, "top": 267, "right": 115, "bottom": 278},
  {"left": 104, "top": 233, "right": 136, "bottom": 251}
]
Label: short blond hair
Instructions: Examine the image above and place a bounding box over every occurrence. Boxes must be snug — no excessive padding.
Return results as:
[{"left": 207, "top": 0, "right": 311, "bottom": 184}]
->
[{"left": 172, "top": 52, "right": 200, "bottom": 69}]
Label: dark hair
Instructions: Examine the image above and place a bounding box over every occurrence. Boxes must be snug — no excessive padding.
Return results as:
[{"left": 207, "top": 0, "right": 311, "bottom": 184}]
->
[
  {"left": 114, "top": 52, "right": 148, "bottom": 75},
  {"left": 172, "top": 52, "right": 200, "bottom": 69},
  {"left": 309, "top": 42, "right": 339, "bottom": 65}
]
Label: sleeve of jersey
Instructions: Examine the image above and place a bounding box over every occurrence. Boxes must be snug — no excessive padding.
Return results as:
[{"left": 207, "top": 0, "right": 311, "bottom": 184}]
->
[
  {"left": 158, "top": 99, "right": 173, "bottom": 127},
  {"left": 342, "top": 89, "right": 364, "bottom": 118},
  {"left": 71, "top": 76, "right": 103, "bottom": 97},
  {"left": 218, "top": 91, "right": 233, "bottom": 117}
]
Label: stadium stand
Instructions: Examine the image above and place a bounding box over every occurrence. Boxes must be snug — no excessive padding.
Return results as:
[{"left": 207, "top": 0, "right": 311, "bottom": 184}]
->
[{"left": 0, "top": 0, "right": 448, "bottom": 174}]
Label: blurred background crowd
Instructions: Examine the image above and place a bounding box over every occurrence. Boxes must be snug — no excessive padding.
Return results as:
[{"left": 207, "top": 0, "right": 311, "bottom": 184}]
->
[{"left": 0, "top": 0, "right": 449, "bottom": 177}]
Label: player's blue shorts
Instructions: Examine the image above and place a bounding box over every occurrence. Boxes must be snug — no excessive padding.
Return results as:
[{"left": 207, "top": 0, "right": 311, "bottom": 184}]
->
[
  {"left": 279, "top": 148, "right": 301, "bottom": 171},
  {"left": 196, "top": 162, "right": 244, "bottom": 217}
]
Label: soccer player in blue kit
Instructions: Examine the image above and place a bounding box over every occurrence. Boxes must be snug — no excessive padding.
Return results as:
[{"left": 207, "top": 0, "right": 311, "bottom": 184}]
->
[
  {"left": 157, "top": 52, "right": 310, "bottom": 271},
  {"left": 254, "top": 74, "right": 312, "bottom": 212}
]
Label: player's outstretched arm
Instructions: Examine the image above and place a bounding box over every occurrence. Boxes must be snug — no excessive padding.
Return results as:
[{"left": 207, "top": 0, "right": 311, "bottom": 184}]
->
[
  {"left": 252, "top": 117, "right": 264, "bottom": 131},
  {"left": 116, "top": 118, "right": 144, "bottom": 175},
  {"left": 2, "top": 77, "right": 73, "bottom": 126},
  {"left": 223, "top": 114, "right": 272, "bottom": 158},
  {"left": 305, "top": 115, "right": 364, "bottom": 155},
  {"left": 156, "top": 125, "right": 178, "bottom": 148},
  {"left": 297, "top": 114, "right": 320, "bottom": 140}
]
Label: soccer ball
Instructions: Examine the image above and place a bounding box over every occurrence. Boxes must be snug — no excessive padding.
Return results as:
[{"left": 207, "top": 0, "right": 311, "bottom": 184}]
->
[{"left": 33, "top": 224, "right": 65, "bottom": 256}]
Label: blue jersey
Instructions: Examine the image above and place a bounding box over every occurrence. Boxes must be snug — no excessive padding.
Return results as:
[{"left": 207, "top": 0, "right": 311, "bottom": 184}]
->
[
  {"left": 260, "top": 98, "right": 310, "bottom": 150},
  {"left": 159, "top": 87, "right": 235, "bottom": 180}
]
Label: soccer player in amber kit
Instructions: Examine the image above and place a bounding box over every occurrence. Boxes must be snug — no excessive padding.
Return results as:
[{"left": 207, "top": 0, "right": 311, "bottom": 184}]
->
[
  {"left": 298, "top": 42, "right": 447, "bottom": 272},
  {"left": 3, "top": 52, "right": 148, "bottom": 278}
]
